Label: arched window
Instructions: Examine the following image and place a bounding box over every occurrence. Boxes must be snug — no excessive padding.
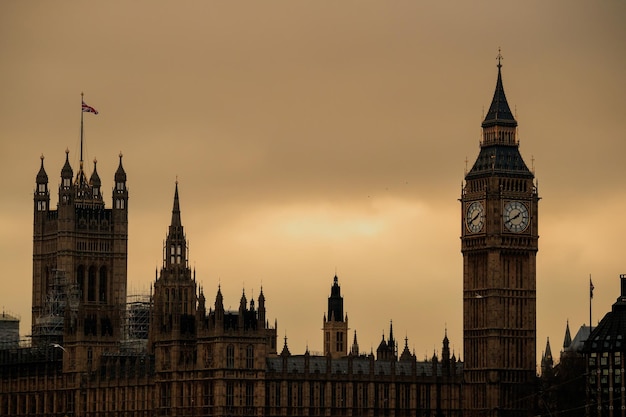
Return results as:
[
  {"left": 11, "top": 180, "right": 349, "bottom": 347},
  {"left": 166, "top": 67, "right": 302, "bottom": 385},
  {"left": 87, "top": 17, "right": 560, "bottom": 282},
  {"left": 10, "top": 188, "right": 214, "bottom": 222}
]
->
[
  {"left": 77, "top": 266, "right": 85, "bottom": 301},
  {"left": 246, "top": 345, "right": 254, "bottom": 369},
  {"left": 99, "top": 266, "right": 107, "bottom": 303},
  {"left": 87, "top": 266, "right": 96, "bottom": 302},
  {"left": 226, "top": 345, "right": 235, "bottom": 369}
]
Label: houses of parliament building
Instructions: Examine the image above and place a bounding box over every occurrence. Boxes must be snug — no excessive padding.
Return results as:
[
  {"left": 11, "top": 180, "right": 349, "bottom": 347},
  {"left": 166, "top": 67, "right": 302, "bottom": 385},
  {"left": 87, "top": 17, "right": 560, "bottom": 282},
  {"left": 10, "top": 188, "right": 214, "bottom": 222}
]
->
[{"left": 0, "top": 61, "right": 539, "bottom": 417}]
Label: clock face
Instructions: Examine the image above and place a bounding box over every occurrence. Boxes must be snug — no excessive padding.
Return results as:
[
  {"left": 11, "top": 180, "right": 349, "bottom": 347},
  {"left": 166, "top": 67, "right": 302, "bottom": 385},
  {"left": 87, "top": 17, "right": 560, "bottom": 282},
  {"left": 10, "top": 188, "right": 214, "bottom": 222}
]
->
[
  {"left": 466, "top": 201, "right": 485, "bottom": 233},
  {"left": 503, "top": 201, "right": 530, "bottom": 232}
]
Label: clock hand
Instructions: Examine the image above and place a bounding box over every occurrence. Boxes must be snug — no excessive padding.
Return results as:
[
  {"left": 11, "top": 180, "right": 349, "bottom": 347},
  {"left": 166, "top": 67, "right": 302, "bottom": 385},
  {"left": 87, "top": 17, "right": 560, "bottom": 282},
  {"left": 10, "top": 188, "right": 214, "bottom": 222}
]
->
[
  {"left": 471, "top": 212, "right": 481, "bottom": 223},
  {"left": 506, "top": 212, "right": 521, "bottom": 223}
]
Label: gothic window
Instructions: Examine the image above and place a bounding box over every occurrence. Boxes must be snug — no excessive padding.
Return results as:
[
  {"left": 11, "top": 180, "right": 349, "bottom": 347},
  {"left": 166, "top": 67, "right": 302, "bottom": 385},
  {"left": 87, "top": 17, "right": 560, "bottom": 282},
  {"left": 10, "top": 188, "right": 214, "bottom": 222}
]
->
[
  {"left": 246, "top": 344, "right": 254, "bottom": 369},
  {"left": 160, "top": 383, "right": 171, "bottom": 408},
  {"left": 226, "top": 344, "right": 235, "bottom": 369},
  {"left": 63, "top": 178, "right": 71, "bottom": 188},
  {"left": 115, "top": 199, "right": 125, "bottom": 209},
  {"left": 88, "top": 266, "right": 96, "bottom": 302},
  {"left": 336, "top": 331, "right": 344, "bottom": 352},
  {"left": 77, "top": 266, "right": 85, "bottom": 301},
  {"left": 226, "top": 382, "right": 234, "bottom": 408},
  {"left": 246, "top": 382, "right": 254, "bottom": 408},
  {"left": 99, "top": 266, "right": 107, "bottom": 302},
  {"left": 203, "top": 381, "right": 213, "bottom": 406},
  {"left": 116, "top": 182, "right": 124, "bottom": 191},
  {"left": 325, "top": 331, "right": 330, "bottom": 354},
  {"left": 87, "top": 348, "right": 93, "bottom": 368}
]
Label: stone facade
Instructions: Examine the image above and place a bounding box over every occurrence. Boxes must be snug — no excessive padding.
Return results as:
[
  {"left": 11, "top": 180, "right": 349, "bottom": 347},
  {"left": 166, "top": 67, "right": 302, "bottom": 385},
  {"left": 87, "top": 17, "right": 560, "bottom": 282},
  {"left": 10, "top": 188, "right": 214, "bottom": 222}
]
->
[
  {"left": 460, "top": 59, "right": 539, "bottom": 417},
  {"left": 0, "top": 61, "right": 539, "bottom": 416}
]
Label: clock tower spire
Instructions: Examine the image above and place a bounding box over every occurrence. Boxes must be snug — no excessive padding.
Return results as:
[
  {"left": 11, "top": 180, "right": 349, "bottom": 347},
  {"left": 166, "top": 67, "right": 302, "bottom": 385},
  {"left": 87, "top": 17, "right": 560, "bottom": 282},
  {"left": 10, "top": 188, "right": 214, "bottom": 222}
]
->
[{"left": 461, "top": 56, "right": 539, "bottom": 417}]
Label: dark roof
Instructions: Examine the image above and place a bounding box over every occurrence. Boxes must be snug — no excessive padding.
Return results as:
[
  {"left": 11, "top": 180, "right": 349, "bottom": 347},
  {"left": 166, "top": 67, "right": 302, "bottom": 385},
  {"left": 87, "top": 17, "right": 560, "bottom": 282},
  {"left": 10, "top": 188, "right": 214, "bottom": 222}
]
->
[
  {"left": 482, "top": 63, "right": 517, "bottom": 128},
  {"left": 266, "top": 355, "right": 463, "bottom": 377},
  {"left": 466, "top": 145, "right": 533, "bottom": 180},
  {"left": 115, "top": 153, "right": 126, "bottom": 182},
  {"left": 36, "top": 156, "right": 48, "bottom": 184},
  {"left": 584, "top": 277, "right": 626, "bottom": 353},
  {"left": 89, "top": 160, "right": 101, "bottom": 187},
  {"left": 61, "top": 150, "right": 73, "bottom": 178}
]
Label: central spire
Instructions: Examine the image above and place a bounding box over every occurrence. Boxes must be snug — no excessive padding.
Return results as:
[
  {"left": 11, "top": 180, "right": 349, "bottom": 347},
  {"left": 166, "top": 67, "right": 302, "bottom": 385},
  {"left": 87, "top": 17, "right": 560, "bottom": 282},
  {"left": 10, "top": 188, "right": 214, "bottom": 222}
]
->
[
  {"left": 482, "top": 50, "right": 517, "bottom": 129},
  {"left": 171, "top": 181, "right": 182, "bottom": 228},
  {"left": 164, "top": 181, "right": 188, "bottom": 270}
]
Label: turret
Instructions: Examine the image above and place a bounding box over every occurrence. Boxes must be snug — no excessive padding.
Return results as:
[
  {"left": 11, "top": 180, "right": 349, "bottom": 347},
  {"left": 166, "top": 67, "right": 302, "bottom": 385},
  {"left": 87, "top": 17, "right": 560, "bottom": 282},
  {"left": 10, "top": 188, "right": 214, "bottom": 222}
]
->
[
  {"left": 541, "top": 337, "right": 554, "bottom": 376},
  {"left": 238, "top": 290, "right": 247, "bottom": 328},
  {"left": 113, "top": 153, "right": 128, "bottom": 214},
  {"left": 34, "top": 155, "right": 50, "bottom": 214},
  {"left": 89, "top": 159, "right": 102, "bottom": 200},
  {"left": 442, "top": 329, "right": 451, "bottom": 375},
  {"left": 350, "top": 330, "right": 359, "bottom": 356},
  {"left": 215, "top": 286, "right": 224, "bottom": 323},
  {"left": 257, "top": 288, "right": 266, "bottom": 329},
  {"left": 59, "top": 149, "right": 73, "bottom": 207}
]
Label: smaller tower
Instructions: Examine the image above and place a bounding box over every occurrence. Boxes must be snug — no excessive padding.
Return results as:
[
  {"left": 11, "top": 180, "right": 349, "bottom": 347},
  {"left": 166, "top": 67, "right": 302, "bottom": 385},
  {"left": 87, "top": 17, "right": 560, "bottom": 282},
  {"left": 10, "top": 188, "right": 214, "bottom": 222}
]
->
[
  {"left": 350, "top": 330, "right": 359, "bottom": 356},
  {"left": 541, "top": 337, "right": 554, "bottom": 377},
  {"left": 323, "top": 275, "right": 348, "bottom": 358},
  {"left": 149, "top": 183, "right": 197, "bottom": 365},
  {"left": 34, "top": 155, "right": 50, "bottom": 214}
]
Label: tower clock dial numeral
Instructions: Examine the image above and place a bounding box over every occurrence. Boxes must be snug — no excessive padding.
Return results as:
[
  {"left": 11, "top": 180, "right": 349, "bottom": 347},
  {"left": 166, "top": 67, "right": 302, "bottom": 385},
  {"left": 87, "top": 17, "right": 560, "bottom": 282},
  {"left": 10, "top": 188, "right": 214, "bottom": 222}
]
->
[
  {"left": 465, "top": 201, "right": 485, "bottom": 233},
  {"left": 503, "top": 201, "right": 529, "bottom": 232}
]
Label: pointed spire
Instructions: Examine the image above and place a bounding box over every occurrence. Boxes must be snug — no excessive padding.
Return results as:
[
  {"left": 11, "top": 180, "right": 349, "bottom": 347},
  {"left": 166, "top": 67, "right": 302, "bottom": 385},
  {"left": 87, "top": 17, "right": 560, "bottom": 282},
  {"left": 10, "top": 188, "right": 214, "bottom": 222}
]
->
[
  {"left": 36, "top": 154, "right": 48, "bottom": 184},
  {"left": 115, "top": 152, "right": 127, "bottom": 182},
  {"left": 545, "top": 337, "right": 553, "bottom": 360},
  {"left": 351, "top": 330, "right": 359, "bottom": 356},
  {"left": 400, "top": 335, "right": 413, "bottom": 361},
  {"left": 482, "top": 49, "right": 517, "bottom": 129},
  {"left": 328, "top": 274, "right": 344, "bottom": 323},
  {"left": 171, "top": 181, "right": 182, "bottom": 227},
  {"left": 563, "top": 320, "right": 572, "bottom": 349},
  {"left": 280, "top": 334, "right": 291, "bottom": 357},
  {"left": 89, "top": 158, "right": 101, "bottom": 187},
  {"left": 61, "top": 149, "right": 73, "bottom": 180}
]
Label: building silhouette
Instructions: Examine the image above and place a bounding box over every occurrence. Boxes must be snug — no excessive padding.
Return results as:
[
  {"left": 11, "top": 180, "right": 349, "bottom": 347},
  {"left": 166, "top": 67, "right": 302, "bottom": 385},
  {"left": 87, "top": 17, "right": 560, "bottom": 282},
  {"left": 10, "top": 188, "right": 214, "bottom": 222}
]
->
[
  {"left": 0, "top": 60, "right": 538, "bottom": 416},
  {"left": 583, "top": 275, "right": 626, "bottom": 417},
  {"left": 461, "top": 55, "right": 539, "bottom": 417}
]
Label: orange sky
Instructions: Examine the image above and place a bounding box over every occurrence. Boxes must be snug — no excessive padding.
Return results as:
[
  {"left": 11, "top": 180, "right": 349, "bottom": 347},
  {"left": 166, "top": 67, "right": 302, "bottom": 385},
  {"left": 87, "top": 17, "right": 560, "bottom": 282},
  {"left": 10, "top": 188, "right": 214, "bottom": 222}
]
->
[{"left": 1, "top": 1, "right": 625, "bottom": 365}]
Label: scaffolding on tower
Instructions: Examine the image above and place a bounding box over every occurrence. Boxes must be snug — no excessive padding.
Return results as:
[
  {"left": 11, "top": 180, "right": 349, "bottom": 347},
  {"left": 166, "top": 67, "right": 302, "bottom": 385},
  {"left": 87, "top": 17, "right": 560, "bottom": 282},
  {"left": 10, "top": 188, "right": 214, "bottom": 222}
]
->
[
  {"left": 31, "top": 269, "right": 80, "bottom": 347},
  {"left": 122, "top": 293, "right": 151, "bottom": 352}
]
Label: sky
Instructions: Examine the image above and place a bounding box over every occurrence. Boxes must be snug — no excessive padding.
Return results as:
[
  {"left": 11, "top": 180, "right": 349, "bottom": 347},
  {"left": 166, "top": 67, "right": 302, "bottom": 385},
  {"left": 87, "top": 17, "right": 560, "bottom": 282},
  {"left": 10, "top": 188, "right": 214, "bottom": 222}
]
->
[{"left": 1, "top": 1, "right": 626, "bottom": 366}]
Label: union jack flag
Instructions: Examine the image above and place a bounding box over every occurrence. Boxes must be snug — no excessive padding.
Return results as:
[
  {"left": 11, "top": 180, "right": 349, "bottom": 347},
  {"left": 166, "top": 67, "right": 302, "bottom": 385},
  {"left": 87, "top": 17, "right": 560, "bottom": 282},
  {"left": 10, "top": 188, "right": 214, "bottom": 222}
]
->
[{"left": 82, "top": 101, "right": 98, "bottom": 115}]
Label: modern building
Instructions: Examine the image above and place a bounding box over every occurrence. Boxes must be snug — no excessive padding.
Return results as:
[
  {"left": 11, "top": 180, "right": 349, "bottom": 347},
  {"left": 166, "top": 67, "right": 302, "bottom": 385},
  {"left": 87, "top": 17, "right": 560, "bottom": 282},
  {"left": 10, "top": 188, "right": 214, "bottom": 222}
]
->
[
  {"left": 0, "top": 59, "right": 538, "bottom": 416},
  {"left": 584, "top": 274, "right": 626, "bottom": 417}
]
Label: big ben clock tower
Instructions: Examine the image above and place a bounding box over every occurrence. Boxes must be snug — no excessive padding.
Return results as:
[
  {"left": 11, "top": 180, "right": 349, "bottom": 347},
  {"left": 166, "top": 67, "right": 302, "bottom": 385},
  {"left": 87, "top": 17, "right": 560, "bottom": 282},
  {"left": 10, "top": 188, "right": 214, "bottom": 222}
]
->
[{"left": 461, "top": 56, "right": 539, "bottom": 417}]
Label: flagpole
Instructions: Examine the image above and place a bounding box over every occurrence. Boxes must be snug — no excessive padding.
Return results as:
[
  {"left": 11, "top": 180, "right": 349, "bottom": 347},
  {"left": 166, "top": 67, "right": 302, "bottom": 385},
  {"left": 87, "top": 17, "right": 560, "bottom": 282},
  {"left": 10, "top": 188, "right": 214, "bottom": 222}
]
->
[
  {"left": 589, "top": 274, "right": 593, "bottom": 333},
  {"left": 80, "top": 92, "right": 84, "bottom": 166}
]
